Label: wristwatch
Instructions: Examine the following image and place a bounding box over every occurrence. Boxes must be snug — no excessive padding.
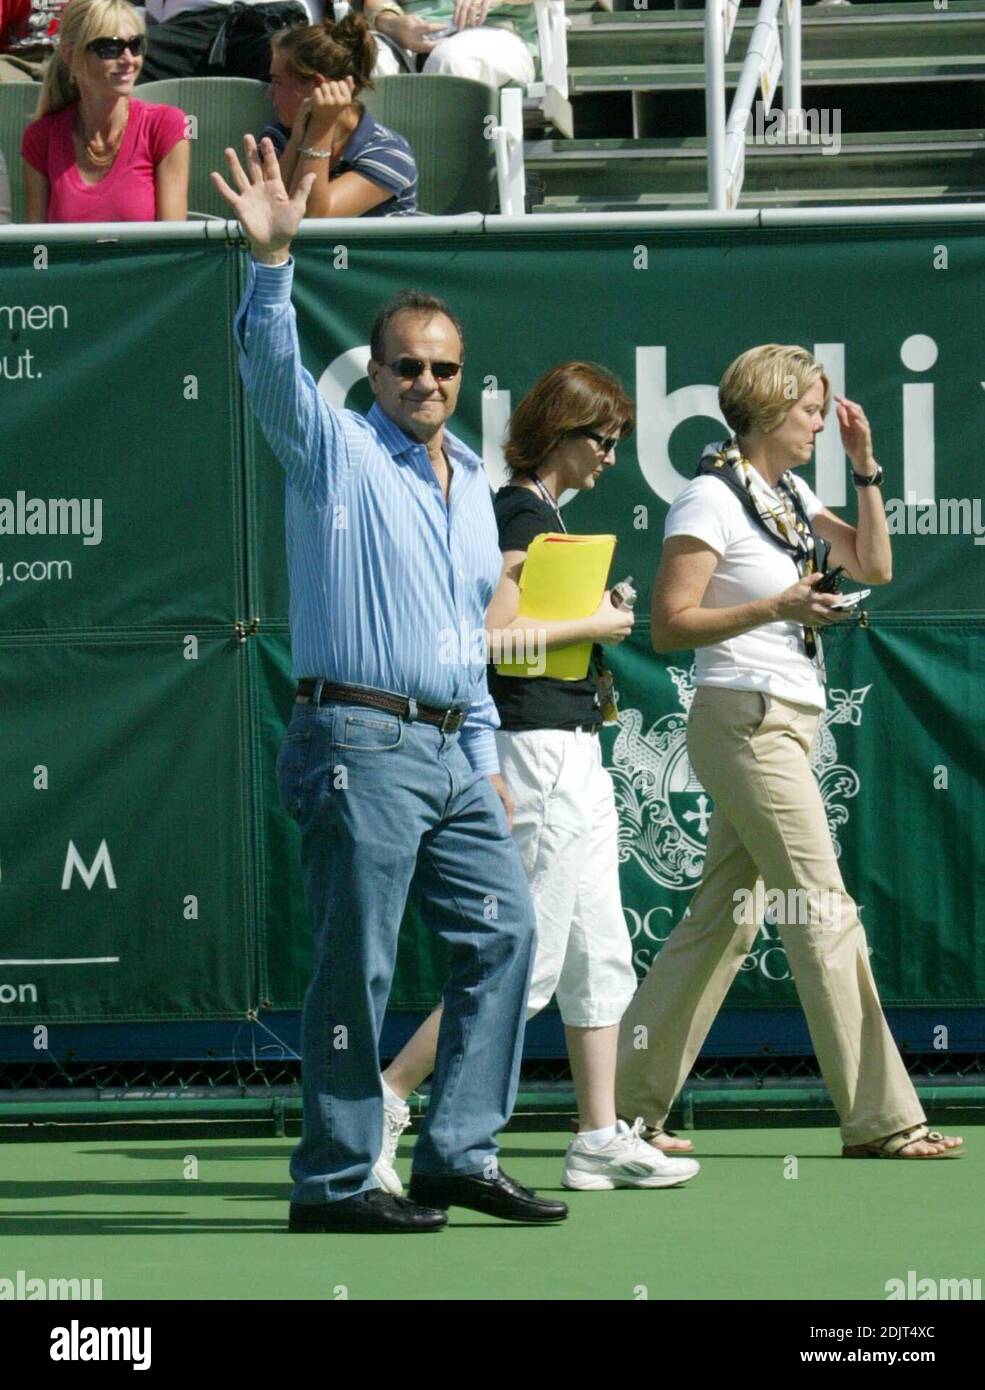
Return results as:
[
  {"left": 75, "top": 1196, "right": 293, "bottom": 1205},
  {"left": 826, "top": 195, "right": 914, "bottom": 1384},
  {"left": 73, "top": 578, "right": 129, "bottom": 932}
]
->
[{"left": 852, "top": 461, "right": 884, "bottom": 488}]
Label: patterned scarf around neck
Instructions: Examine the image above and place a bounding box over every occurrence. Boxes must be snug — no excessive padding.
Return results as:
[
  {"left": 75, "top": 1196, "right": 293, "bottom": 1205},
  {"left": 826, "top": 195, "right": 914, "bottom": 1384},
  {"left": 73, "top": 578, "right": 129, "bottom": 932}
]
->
[
  {"left": 703, "top": 439, "right": 817, "bottom": 573},
  {"left": 699, "top": 439, "right": 827, "bottom": 671}
]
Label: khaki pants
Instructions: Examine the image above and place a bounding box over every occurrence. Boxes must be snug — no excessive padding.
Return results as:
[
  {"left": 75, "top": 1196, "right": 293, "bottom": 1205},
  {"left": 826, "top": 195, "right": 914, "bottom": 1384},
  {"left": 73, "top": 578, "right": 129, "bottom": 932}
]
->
[{"left": 615, "top": 686, "right": 925, "bottom": 1147}]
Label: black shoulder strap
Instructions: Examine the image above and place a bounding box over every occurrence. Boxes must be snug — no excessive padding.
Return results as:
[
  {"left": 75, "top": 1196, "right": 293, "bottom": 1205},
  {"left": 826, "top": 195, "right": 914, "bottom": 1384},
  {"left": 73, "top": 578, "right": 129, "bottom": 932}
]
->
[{"left": 695, "top": 453, "right": 829, "bottom": 571}]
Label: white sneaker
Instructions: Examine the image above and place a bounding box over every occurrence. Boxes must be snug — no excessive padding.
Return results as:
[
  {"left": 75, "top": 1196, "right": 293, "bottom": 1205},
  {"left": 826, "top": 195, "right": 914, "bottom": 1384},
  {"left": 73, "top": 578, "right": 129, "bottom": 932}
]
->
[
  {"left": 371, "top": 1095, "right": 411, "bottom": 1196},
  {"left": 562, "top": 1118, "right": 701, "bottom": 1190}
]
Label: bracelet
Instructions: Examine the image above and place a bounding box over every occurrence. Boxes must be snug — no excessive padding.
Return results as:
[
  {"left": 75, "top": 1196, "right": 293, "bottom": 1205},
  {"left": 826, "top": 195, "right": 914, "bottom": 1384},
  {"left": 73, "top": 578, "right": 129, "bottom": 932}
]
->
[
  {"left": 298, "top": 144, "right": 334, "bottom": 160},
  {"left": 852, "top": 462, "right": 884, "bottom": 488},
  {"left": 370, "top": 3, "right": 403, "bottom": 29}
]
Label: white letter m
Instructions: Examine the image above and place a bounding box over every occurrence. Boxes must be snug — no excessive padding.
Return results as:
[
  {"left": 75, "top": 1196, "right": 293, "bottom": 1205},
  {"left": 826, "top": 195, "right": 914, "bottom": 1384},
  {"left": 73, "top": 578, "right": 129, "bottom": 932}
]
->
[{"left": 62, "top": 839, "right": 117, "bottom": 890}]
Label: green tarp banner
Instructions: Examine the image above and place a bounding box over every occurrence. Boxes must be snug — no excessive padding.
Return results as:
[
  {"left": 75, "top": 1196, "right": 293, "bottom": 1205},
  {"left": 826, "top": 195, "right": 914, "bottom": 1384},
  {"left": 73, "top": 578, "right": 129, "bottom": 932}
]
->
[{"left": 1, "top": 222, "right": 983, "bottom": 1024}]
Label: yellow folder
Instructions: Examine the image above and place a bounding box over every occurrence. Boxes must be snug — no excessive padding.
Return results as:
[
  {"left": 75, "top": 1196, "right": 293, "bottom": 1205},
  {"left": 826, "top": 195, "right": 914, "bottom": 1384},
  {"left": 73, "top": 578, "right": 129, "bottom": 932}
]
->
[{"left": 495, "top": 532, "right": 617, "bottom": 681}]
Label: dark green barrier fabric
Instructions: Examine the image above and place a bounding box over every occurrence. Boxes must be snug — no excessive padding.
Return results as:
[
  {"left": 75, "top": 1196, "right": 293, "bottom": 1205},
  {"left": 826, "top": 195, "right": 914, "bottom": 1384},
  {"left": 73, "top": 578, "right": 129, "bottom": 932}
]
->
[
  {"left": 282, "top": 225, "right": 985, "bottom": 616},
  {"left": 0, "top": 245, "right": 245, "bottom": 630},
  {"left": 604, "top": 625, "right": 985, "bottom": 1006},
  {"left": 0, "top": 635, "right": 253, "bottom": 1021},
  {"left": 1, "top": 223, "right": 983, "bottom": 1024}
]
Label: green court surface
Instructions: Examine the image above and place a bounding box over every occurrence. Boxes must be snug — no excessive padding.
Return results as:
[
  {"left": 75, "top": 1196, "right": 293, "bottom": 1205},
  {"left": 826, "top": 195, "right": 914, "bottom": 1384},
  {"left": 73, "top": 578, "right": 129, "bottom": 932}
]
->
[{"left": 1, "top": 1126, "right": 981, "bottom": 1301}]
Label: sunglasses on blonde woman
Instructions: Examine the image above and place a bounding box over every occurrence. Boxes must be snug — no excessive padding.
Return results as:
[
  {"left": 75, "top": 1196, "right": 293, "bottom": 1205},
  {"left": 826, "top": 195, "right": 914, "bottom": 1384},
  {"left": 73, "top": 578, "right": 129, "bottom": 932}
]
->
[{"left": 86, "top": 35, "right": 145, "bottom": 59}]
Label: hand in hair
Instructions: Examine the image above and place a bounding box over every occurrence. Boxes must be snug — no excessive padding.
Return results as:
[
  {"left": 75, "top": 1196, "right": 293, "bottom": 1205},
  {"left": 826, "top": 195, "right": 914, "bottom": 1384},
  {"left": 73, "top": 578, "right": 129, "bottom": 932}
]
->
[
  {"left": 833, "top": 394, "right": 875, "bottom": 472},
  {"left": 211, "top": 136, "right": 315, "bottom": 263},
  {"left": 301, "top": 76, "right": 357, "bottom": 141}
]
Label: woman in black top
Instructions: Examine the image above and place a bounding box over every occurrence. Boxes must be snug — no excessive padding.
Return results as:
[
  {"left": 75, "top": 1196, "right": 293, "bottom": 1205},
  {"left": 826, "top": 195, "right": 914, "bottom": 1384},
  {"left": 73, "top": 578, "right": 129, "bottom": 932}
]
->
[{"left": 375, "top": 362, "right": 701, "bottom": 1194}]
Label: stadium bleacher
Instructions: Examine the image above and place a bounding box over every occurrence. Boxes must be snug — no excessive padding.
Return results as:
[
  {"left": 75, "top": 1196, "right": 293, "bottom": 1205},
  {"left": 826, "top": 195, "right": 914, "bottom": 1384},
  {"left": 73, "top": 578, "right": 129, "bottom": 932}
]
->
[
  {"left": 526, "top": 0, "right": 985, "bottom": 211},
  {"left": 1, "top": 1, "right": 982, "bottom": 220}
]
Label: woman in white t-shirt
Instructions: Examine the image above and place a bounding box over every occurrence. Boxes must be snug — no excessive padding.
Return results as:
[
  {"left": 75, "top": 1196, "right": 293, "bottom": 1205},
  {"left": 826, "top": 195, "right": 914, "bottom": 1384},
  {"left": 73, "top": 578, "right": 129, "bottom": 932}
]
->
[{"left": 615, "top": 343, "right": 963, "bottom": 1161}]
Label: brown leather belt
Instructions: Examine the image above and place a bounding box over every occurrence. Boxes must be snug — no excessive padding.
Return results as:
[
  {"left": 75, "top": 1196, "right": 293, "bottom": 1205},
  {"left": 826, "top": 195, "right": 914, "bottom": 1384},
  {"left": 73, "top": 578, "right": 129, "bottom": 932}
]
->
[{"left": 295, "top": 679, "right": 468, "bottom": 733}]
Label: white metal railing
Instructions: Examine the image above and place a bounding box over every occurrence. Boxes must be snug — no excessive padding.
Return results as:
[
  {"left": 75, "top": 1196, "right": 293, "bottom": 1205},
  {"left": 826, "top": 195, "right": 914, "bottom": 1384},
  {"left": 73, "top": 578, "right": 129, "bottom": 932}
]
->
[
  {"left": 533, "top": 0, "right": 570, "bottom": 102},
  {"left": 530, "top": 0, "right": 573, "bottom": 139},
  {"left": 493, "top": 0, "right": 573, "bottom": 217},
  {"left": 2, "top": 204, "right": 983, "bottom": 246},
  {"left": 491, "top": 86, "right": 527, "bottom": 218},
  {"left": 705, "top": 0, "right": 803, "bottom": 210}
]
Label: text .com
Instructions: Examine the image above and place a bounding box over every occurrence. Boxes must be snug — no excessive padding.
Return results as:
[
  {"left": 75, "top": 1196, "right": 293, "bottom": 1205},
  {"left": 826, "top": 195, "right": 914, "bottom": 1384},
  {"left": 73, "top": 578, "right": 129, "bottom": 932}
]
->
[{"left": 0, "top": 559, "right": 73, "bottom": 588}]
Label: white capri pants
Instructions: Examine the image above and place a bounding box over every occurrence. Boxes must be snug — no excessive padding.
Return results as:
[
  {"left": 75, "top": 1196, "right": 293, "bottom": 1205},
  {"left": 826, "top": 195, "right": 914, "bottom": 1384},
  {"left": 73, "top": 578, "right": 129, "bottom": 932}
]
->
[
  {"left": 497, "top": 727, "right": 638, "bottom": 1029},
  {"left": 422, "top": 28, "right": 536, "bottom": 86}
]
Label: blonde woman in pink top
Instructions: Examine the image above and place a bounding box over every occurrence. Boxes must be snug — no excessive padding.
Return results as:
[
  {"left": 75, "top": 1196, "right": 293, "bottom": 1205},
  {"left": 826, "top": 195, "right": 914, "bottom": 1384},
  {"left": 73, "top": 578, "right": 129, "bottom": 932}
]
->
[{"left": 21, "top": 0, "right": 188, "bottom": 222}]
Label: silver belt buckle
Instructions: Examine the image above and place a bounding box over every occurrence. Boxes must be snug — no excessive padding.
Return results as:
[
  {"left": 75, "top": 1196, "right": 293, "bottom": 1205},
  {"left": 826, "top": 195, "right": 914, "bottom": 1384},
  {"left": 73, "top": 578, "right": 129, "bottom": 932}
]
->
[{"left": 441, "top": 707, "right": 465, "bottom": 733}]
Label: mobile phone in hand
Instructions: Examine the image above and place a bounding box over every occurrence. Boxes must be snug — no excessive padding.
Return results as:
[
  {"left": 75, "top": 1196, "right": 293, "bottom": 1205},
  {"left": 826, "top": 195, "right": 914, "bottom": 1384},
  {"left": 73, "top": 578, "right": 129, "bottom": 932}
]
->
[
  {"left": 814, "top": 566, "right": 845, "bottom": 594},
  {"left": 830, "top": 588, "right": 871, "bottom": 611}
]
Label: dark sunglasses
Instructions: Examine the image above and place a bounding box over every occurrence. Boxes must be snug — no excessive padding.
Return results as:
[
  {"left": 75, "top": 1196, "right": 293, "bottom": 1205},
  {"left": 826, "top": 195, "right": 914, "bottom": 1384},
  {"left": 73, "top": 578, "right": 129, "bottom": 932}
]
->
[
  {"left": 387, "top": 357, "right": 462, "bottom": 382},
  {"left": 87, "top": 35, "right": 145, "bottom": 59},
  {"left": 573, "top": 427, "right": 620, "bottom": 455}
]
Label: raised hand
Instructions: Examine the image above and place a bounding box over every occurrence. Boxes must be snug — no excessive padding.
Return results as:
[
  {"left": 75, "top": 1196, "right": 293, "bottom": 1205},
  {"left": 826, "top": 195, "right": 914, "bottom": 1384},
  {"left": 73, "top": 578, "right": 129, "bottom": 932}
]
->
[
  {"left": 834, "top": 394, "right": 875, "bottom": 473},
  {"left": 210, "top": 135, "right": 316, "bottom": 263}
]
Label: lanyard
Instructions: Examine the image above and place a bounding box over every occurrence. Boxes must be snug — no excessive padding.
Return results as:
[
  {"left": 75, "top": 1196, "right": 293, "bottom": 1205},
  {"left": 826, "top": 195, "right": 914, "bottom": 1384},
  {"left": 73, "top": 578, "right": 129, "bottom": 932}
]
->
[
  {"left": 526, "top": 476, "right": 606, "bottom": 683},
  {"left": 529, "top": 473, "right": 567, "bottom": 533}
]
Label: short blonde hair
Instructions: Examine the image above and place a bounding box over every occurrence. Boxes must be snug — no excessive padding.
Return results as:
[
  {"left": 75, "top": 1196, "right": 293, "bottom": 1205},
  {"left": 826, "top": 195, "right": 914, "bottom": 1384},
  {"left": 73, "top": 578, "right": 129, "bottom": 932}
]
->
[
  {"left": 718, "top": 344, "right": 830, "bottom": 439},
  {"left": 37, "top": 0, "right": 145, "bottom": 117}
]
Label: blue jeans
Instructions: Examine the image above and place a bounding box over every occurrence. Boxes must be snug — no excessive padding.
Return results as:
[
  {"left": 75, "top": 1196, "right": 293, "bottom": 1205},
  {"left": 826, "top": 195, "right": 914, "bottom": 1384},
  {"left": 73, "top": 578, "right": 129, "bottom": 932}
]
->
[{"left": 276, "top": 698, "right": 536, "bottom": 1203}]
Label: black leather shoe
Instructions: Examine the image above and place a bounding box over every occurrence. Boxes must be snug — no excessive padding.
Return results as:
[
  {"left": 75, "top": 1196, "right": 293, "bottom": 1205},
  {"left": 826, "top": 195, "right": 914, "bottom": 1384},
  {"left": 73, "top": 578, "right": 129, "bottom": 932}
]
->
[
  {"left": 409, "top": 1168, "right": 568, "bottom": 1223},
  {"left": 289, "top": 1189, "right": 447, "bottom": 1233}
]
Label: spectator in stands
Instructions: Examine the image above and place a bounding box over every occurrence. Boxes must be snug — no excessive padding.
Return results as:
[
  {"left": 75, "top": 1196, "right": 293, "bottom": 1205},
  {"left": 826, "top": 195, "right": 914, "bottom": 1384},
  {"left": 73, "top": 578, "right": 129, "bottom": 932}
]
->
[
  {"left": 0, "top": 145, "right": 10, "bottom": 219},
  {"left": 137, "top": 0, "right": 310, "bottom": 83},
  {"left": 0, "top": 0, "right": 69, "bottom": 82},
  {"left": 258, "top": 12, "right": 417, "bottom": 217},
  {"left": 360, "top": 0, "right": 536, "bottom": 87},
  {"left": 615, "top": 344, "right": 964, "bottom": 1161},
  {"left": 373, "top": 364, "right": 701, "bottom": 1197},
  {"left": 21, "top": 0, "right": 189, "bottom": 222}
]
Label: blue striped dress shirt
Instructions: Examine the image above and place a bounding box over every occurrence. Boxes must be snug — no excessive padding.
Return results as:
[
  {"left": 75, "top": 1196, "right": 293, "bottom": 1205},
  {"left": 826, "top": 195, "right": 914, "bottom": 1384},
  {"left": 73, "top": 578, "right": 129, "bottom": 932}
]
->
[{"left": 234, "top": 258, "right": 503, "bottom": 775}]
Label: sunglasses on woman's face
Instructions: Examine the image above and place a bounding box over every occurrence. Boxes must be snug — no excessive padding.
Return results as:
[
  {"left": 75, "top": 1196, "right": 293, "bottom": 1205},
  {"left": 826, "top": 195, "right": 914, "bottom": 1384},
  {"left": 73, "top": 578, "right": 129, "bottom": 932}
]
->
[
  {"left": 387, "top": 357, "right": 462, "bottom": 382},
  {"left": 87, "top": 35, "right": 145, "bottom": 59},
  {"left": 573, "top": 428, "right": 620, "bottom": 455}
]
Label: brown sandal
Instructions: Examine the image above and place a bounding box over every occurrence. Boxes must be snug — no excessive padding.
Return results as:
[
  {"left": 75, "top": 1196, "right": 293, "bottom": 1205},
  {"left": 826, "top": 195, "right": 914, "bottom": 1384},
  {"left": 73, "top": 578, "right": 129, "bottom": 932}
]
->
[
  {"left": 843, "top": 1124, "right": 964, "bottom": 1159},
  {"left": 641, "top": 1124, "right": 695, "bottom": 1154}
]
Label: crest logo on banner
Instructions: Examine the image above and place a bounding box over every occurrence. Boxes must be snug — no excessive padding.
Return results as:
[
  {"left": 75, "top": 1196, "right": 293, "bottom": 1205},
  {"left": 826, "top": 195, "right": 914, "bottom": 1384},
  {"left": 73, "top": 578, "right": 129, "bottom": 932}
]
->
[{"left": 609, "top": 665, "right": 871, "bottom": 891}]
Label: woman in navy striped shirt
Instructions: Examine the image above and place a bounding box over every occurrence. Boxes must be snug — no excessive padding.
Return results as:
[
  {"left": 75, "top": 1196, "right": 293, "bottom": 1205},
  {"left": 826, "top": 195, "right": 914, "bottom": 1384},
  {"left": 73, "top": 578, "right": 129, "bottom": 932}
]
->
[{"left": 259, "top": 12, "right": 417, "bottom": 218}]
